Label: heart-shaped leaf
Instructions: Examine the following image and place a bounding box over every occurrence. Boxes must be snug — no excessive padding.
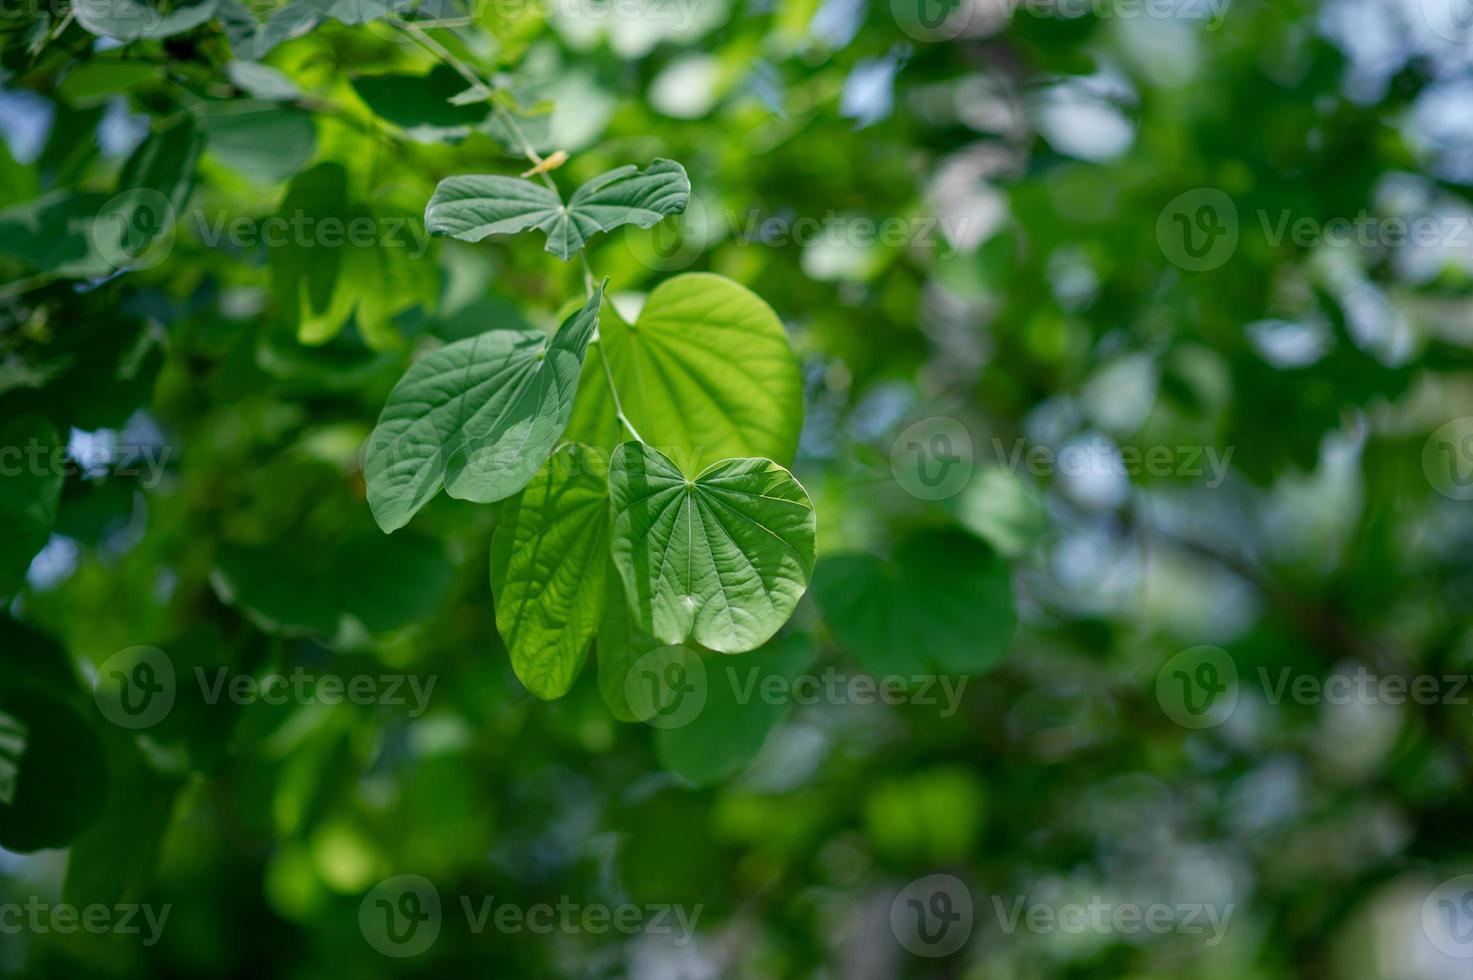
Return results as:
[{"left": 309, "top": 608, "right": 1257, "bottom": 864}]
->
[
  {"left": 365, "top": 285, "right": 603, "bottom": 532},
  {"left": 490, "top": 444, "right": 609, "bottom": 699},
  {"left": 813, "top": 529, "right": 1016, "bottom": 676},
  {"left": 607, "top": 442, "right": 816, "bottom": 653},
  {"left": 425, "top": 159, "right": 689, "bottom": 260},
  {"left": 567, "top": 273, "right": 803, "bottom": 473}
]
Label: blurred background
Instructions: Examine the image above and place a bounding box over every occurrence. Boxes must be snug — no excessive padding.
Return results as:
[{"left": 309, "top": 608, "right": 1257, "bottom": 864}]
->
[{"left": 4, "top": 0, "right": 1473, "bottom": 976}]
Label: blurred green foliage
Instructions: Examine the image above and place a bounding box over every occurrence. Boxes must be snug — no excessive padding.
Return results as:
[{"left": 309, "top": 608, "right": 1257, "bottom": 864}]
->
[{"left": 2, "top": 0, "right": 1473, "bottom": 977}]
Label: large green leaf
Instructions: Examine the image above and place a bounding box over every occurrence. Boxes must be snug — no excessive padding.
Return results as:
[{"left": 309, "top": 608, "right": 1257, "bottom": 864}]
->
[
  {"left": 567, "top": 274, "right": 803, "bottom": 473},
  {"left": 0, "top": 416, "right": 63, "bottom": 599},
  {"left": 425, "top": 159, "right": 689, "bottom": 260},
  {"left": 352, "top": 65, "right": 492, "bottom": 142},
  {"left": 490, "top": 444, "right": 609, "bottom": 699},
  {"left": 214, "top": 531, "right": 453, "bottom": 634},
  {"left": 365, "top": 287, "right": 604, "bottom": 532},
  {"left": 655, "top": 632, "right": 813, "bottom": 786},
  {"left": 77, "top": 0, "right": 220, "bottom": 40},
  {"left": 96, "top": 116, "right": 202, "bottom": 269},
  {"left": 812, "top": 529, "right": 1016, "bottom": 677},
  {"left": 268, "top": 163, "right": 434, "bottom": 346},
  {"left": 201, "top": 103, "right": 316, "bottom": 185},
  {"left": 0, "top": 686, "right": 109, "bottom": 853},
  {"left": 0, "top": 191, "right": 114, "bottom": 277},
  {"left": 607, "top": 442, "right": 816, "bottom": 653}
]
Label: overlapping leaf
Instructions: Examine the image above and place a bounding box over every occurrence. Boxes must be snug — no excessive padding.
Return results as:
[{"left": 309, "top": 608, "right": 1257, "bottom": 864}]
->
[
  {"left": 655, "top": 633, "right": 813, "bottom": 786},
  {"left": 607, "top": 442, "right": 816, "bottom": 653},
  {"left": 77, "top": 0, "right": 219, "bottom": 41},
  {"left": 425, "top": 159, "right": 689, "bottom": 260},
  {"left": 567, "top": 274, "right": 803, "bottom": 472},
  {"left": 365, "top": 286, "right": 603, "bottom": 532},
  {"left": 490, "top": 444, "right": 609, "bottom": 699}
]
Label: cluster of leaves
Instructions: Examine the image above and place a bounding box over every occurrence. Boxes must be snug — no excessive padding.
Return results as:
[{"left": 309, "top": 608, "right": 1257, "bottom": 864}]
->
[{"left": 364, "top": 156, "right": 819, "bottom": 702}]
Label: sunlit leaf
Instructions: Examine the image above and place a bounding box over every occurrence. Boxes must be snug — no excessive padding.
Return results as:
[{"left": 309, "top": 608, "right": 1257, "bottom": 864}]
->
[
  {"left": 425, "top": 159, "right": 689, "bottom": 260},
  {"left": 607, "top": 442, "right": 816, "bottom": 653},
  {"left": 490, "top": 443, "right": 609, "bottom": 699},
  {"left": 365, "top": 286, "right": 603, "bottom": 532}
]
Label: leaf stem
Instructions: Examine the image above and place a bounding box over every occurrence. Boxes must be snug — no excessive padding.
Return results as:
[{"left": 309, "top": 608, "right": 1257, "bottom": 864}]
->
[
  {"left": 594, "top": 342, "right": 644, "bottom": 444},
  {"left": 578, "top": 253, "right": 596, "bottom": 299},
  {"left": 400, "top": 20, "right": 559, "bottom": 194}
]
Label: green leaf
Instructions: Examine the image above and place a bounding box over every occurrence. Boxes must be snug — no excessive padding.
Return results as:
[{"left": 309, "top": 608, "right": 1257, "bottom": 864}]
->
[
  {"left": 213, "top": 531, "right": 453, "bottom": 635},
  {"left": 76, "top": 0, "right": 220, "bottom": 40},
  {"left": 0, "top": 711, "right": 22, "bottom": 806},
  {"left": 269, "top": 163, "right": 432, "bottom": 345},
  {"left": 490, "top": 444, "right": 609, "bottom": 699},
  {"left": 225, "top": 61, "right": 303, "bottom": 101},
  {"left": 812, "top": 529, "right": 1016, "bottom": 676},
  {"left": 57, "top": 60, "right": 163, "bottom": 105},
  {"left": 607, "top": 442, "right": 816, "bottom": 653},
  {"left": 95, "top": 116, "right": 202, "bottom": 268},
  {"left": 596, "top": 555, "right": 665, "bottom": 722},
  {"left": 425, "top": 159, "right": 689, "bottom": 261},
  {"left": 655, "top": 632, "right": 813, "bottom": 786},
  {"left": 365, "top": 286, "right": 604, "bottom": 532},
  {"left": 220, "top": 0, "right": 411, "bottom": 57},
  {"left": 567, "top": 273, "right": 803, "bottom": 473},
  {"left": 0, "top": 415, "right": 63, "bottom": 599},
  {"left": 352, "top": 65, "right": 492, "bottom": 143},
  {"left": 0, "top": 686, "right": 109, "bottom": 853},
  {"left": 201, "top": 103, "right": 316, "bottom": 185},
  {"left": 0, "top": 191, "right": 115, "bottom": 277}
]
